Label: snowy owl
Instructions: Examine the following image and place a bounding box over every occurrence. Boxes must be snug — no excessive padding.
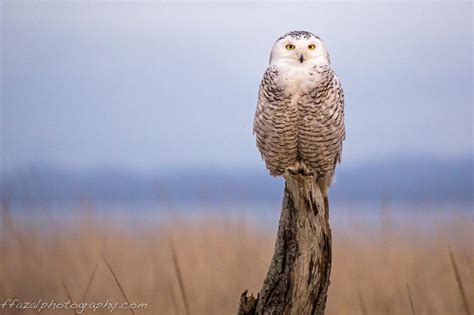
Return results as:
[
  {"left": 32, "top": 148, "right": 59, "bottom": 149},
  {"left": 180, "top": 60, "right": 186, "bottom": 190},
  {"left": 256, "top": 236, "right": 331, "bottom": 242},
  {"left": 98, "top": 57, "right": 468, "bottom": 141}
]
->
[{"left": 253, "top": 31, "right": 345, "bottom": 200}]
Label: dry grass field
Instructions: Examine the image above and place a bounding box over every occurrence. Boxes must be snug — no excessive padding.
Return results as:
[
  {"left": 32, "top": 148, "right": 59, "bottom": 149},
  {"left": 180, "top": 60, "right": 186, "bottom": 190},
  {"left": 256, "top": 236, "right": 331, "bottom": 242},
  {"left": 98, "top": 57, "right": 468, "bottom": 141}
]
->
[{"left": 0, "top": 202, "right": 472, "bottom": 315}]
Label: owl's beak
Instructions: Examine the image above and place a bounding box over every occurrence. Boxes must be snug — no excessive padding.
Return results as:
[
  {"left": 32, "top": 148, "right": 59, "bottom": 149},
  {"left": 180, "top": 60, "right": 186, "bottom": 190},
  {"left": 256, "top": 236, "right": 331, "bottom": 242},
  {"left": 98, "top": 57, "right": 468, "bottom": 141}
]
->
[{"left": 299, "top": 54, "right": 304, "bottom": 63}]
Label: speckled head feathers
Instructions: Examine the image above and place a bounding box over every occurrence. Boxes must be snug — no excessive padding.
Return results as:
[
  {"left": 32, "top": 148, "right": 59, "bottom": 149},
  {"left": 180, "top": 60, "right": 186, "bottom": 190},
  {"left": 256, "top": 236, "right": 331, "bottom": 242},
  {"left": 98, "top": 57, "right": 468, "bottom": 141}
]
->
[{"left": 277, "top": 31, "right": 320, "bottom": 42}]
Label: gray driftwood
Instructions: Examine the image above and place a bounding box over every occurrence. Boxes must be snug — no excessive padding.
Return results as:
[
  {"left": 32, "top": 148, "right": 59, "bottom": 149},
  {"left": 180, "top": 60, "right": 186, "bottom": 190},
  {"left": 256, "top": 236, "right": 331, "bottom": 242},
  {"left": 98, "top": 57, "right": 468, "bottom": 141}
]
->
[{"left": 237, "top": 174, "right": 332, "bottom": 315}]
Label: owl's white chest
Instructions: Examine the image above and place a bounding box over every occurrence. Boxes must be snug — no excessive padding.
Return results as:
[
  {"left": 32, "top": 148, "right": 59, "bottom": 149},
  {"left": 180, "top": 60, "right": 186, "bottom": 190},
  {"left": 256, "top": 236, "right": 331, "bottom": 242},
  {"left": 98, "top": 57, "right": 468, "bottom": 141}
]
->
[{"left": 278, "top": 66, "right": 322, "bottom": 106}]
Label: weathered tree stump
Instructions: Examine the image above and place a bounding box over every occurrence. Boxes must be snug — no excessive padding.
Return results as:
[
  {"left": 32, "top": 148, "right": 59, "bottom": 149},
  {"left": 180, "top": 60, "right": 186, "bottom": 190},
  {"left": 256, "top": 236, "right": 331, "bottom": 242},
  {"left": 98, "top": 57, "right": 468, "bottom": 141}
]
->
[{"left": 237, "top": 174, "right": 332, "bottom": 315}]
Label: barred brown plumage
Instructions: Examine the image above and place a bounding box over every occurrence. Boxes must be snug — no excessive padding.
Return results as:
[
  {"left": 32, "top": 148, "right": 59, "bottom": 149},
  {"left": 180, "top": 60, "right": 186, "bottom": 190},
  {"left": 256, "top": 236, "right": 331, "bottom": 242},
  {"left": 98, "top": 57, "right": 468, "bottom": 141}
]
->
[{"left": 253, "top": 31, "right": 345, "bottom": 196}]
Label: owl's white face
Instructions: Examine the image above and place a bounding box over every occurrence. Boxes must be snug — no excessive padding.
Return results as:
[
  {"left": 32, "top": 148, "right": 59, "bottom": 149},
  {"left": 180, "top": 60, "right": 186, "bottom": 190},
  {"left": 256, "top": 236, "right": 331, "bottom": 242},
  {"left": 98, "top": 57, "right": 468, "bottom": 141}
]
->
[{"left": 269, "top": 31, "right": 330, "bottom": 67}]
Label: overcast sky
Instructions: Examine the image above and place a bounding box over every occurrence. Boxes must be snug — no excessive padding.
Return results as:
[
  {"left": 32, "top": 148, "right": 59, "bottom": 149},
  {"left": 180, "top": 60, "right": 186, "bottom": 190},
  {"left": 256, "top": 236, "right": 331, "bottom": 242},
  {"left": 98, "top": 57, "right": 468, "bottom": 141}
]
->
[{"left": 2, "top": 2, "right": 472, "bottom": 173}]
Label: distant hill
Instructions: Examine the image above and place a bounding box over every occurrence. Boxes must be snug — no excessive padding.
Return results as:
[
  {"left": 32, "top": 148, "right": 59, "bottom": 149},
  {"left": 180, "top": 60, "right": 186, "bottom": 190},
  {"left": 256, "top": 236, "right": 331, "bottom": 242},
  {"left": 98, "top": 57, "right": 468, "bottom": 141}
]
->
[{"left": 1, "top": 158, "right": 472, "bottom": 203}]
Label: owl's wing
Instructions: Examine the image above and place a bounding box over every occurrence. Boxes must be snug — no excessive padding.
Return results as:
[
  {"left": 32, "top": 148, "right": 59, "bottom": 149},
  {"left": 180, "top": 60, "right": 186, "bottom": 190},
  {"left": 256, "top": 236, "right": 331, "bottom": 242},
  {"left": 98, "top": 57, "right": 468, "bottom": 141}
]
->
[
  {"left": 324, "top": 67, "right": 345, "bottom": 165},
  {"left": 253, "top": 66, "right": 297, "bottom": 176},
  {"left": 301, "top": 65, "right": 345, "bottom": 175},
  {"left": 329, "top": 69, "right": 345, "bottom": 165}
]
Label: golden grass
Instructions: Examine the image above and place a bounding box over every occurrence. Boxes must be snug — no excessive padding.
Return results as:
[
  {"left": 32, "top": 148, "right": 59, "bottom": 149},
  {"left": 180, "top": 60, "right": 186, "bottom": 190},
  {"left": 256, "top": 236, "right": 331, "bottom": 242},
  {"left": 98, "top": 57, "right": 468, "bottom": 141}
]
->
[{"left": 0, "top": 204, "right": 472, "bottom": 315}]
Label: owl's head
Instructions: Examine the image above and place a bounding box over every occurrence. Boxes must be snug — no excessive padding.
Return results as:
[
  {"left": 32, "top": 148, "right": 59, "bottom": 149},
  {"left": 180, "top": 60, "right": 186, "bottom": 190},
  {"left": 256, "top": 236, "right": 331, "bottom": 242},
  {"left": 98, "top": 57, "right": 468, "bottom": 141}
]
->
[{"left": 269, "top": 31, "right": 330, "bottom": 67}]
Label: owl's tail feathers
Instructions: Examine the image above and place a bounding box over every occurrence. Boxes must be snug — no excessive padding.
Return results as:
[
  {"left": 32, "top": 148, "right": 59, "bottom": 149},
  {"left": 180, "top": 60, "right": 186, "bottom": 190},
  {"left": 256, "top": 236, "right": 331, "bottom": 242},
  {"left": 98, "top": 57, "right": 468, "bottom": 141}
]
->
[
  {"left": 317, "top": 176, "right": 331, "bottom": 212},
  {"left": 324, "top": 196, "right": 329, "bottom": 212},
  {"left": 317, "top": 177, "right": 329, "bottom": 198}
]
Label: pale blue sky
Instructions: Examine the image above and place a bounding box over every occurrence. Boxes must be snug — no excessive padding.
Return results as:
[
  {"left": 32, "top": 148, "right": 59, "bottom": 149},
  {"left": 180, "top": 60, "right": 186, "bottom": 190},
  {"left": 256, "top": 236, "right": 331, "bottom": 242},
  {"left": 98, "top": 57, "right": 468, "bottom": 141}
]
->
[{"left": 2, "top": 2, "right": 472, "bottom": 172}]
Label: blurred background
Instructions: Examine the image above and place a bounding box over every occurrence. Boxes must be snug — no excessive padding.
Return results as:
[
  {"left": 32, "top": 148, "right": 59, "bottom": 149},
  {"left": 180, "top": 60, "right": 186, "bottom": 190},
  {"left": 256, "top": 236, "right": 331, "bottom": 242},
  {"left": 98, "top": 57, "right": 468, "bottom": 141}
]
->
[{"left": 1, "top": 2, "right": 472, "bottom": 315}]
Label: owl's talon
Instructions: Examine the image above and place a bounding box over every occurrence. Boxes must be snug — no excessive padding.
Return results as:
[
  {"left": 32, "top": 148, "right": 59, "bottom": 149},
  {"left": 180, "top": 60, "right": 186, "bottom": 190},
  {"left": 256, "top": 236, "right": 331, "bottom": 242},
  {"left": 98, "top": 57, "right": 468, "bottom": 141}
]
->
[
  {"left": 288, "top": 168, "right": 300, "bottom": 175},
  {"left": 302, "top": 169, "right": 315, "bottom": 176},
  {"left": 299, "top": 161, "right": 314, "bottom": 176},
  {"left": 287, "top": 164, "right": 301, "bottom": 175},
  {"left": 286, "top": 161, "right": 315, "bottom": 176}
]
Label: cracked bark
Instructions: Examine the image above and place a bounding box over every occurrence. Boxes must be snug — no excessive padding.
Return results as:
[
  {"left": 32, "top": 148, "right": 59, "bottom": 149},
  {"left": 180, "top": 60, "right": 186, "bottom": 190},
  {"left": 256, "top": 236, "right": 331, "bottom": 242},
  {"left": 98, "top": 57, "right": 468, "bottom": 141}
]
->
[{"left": 237, "top": 174, "right": 332, "bottom": 315}]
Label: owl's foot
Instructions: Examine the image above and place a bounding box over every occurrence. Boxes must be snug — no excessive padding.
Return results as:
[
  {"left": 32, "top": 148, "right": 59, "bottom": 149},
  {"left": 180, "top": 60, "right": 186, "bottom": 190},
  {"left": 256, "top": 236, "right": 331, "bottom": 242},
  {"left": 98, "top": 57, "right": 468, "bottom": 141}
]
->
[
  {"left": 287, "top": 161, "right": 302, "bottom": 175},
  {"left": 286, "top": 161, "right": 315, "bottom": 176},
  {"left": 300, "top": 162, "right": 315, "bottom": 176}
]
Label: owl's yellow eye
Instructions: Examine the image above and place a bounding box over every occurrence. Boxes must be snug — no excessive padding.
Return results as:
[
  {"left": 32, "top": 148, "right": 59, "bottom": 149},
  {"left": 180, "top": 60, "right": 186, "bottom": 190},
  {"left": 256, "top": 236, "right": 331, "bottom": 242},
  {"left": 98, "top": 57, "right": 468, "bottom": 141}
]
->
[
  {"left": 308, "top": 44, "right": 316, "bottom": 50},
  {"left": 285, "top": 44, "right": 296, "bottom": 50}
]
